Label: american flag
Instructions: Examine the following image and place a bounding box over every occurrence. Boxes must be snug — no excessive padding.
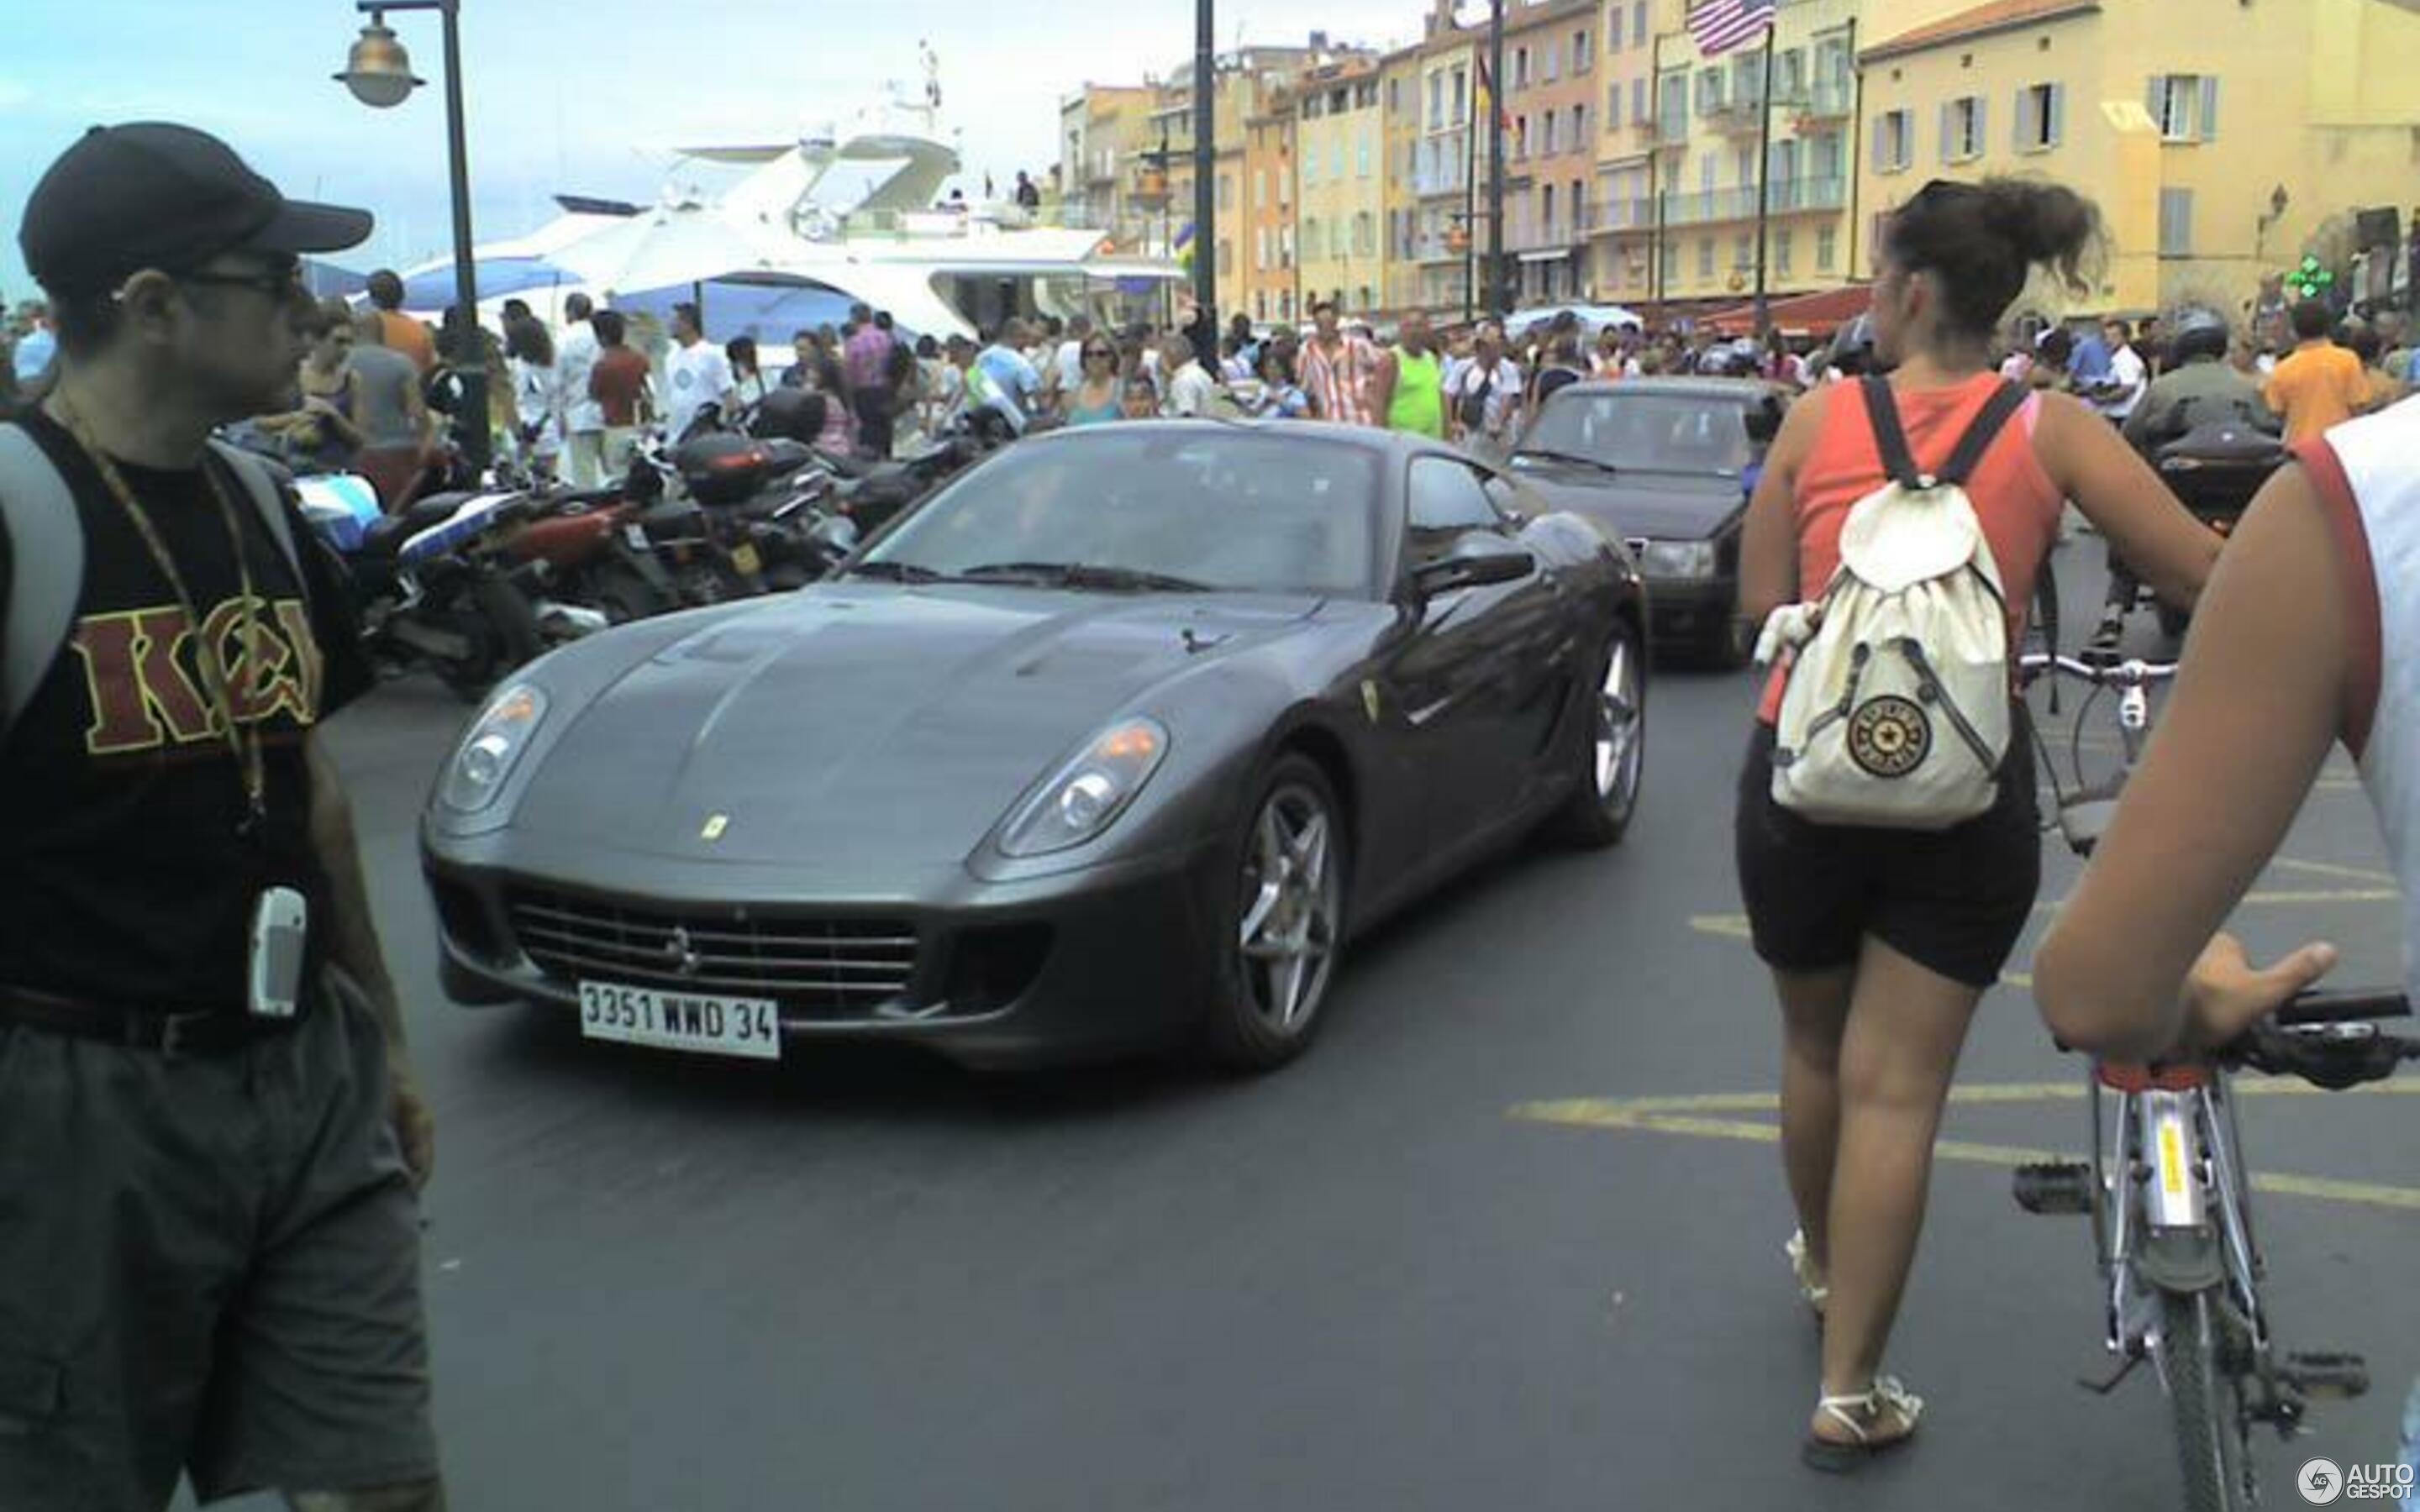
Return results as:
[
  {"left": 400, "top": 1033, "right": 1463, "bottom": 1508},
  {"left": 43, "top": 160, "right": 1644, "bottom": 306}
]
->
[{"left": 1687, "top": 0, "right": 1778, "bottom": 57}]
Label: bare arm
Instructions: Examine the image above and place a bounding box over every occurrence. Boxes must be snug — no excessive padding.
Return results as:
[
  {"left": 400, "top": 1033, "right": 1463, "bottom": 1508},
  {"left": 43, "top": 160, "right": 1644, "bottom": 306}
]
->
[
  {"left": 307, "top": 732, "right": 434, "bottom": 1184},
  {"left": 2033, "top": 465, "right": 2349, "bottom": 1058},
  {"left": 2036, "top": 391, "right": 2219, "bottom": 610},
  {"left": 1369, "top": 349, "right": 1398, "bottom": 425},
  {"left": 1737, "top": 384, "right": 1830, "bottom": 624}
]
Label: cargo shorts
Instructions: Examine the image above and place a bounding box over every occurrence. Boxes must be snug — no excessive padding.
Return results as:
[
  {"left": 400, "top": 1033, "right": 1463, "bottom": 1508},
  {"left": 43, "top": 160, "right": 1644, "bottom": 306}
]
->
[{"left": 0, "top": 979, "right": 439, "bottom": 1509}]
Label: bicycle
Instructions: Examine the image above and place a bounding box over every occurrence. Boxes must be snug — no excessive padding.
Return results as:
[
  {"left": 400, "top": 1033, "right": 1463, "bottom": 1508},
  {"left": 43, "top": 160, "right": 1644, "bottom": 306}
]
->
[{"left": 2010, "top": 651, "right": 2420, "bottom": 1510}]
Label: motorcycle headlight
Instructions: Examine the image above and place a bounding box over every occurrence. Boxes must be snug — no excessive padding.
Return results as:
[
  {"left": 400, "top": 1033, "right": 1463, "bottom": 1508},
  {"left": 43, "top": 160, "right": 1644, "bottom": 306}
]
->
[
  {"left": 997, "top": 717, "right": 1170, "bottom": 858},
  {"left": 1639, "top": 538, "right": 1718, "bottom": 579},
  {"left": 441, "top": 684, "right": 549, "bottom": 812}
]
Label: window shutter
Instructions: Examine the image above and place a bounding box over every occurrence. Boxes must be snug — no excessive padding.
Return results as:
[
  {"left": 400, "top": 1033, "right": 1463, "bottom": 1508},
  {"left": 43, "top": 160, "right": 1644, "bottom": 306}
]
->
[
  {"left": 2146, "top": 75, "right": 2165, "bottom": 130},
  {"left": 2049, "top": 84, "right": 2066, "bottom": 146},
  {"left": 1938, "top": 102, "right": 1952, "bottom": 165},
  {"left": 2200, "top": 76, "right": 2220, "bottom": 141},
  {"left": 1871, "top": 116, "right": 1888, "bottom": 173},
  {"left": 2014, "top": 88, "right": 2033, "bottom": 152},
  {"left": 1974, "top": 97, "right": 1987, "bottom": 158}
]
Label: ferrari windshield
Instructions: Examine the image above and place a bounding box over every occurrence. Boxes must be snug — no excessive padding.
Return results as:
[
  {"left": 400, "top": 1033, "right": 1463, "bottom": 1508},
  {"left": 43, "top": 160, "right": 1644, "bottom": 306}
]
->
[
  {"left": 860, "top": 428, "right": 1381, "bottom": 597},
  {"left": 1520, "top": 392, "right": 1754, "bottom": 476}
]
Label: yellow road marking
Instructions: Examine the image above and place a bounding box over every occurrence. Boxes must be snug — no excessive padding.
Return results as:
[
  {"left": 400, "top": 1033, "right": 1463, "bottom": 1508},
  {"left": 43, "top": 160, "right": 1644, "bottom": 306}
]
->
[
  {"left": 1511, "top": 1082, "right": 2420, "bottom": 1211},
  {"left": 1688, "top": 885, "right": 2396, "bottom": 948},
  {"left": 2271, "top": 856, "right": 2399, "bottom": 886}
]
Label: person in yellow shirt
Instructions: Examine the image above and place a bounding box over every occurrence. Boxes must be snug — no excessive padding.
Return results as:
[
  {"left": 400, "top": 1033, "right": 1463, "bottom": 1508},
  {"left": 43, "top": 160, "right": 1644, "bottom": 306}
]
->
[{"left": 2261, "top": 299, "right": 2370, "bottom": 442}]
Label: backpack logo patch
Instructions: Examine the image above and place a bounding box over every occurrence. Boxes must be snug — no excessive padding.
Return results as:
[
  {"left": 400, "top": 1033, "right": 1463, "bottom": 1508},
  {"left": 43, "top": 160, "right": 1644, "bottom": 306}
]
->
[{"left": 1848, "top": 695, "right": 1930, "bottom": 779}]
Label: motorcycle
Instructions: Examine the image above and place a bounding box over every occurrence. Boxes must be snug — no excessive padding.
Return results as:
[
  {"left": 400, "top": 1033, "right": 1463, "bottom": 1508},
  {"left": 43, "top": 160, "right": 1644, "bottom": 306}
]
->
[
  {"left": 2144, "top": 418, "right": 2287, "bottom": 639},
  {"left": 297, "top": 476, "right": 566, "bottom": 701}
]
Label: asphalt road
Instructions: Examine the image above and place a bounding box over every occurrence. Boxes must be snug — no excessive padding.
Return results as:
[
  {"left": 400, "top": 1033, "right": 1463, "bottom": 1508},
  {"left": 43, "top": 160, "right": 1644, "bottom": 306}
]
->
[{"left": 199, "top": 547, "right": 2417, "bottom": 1510}]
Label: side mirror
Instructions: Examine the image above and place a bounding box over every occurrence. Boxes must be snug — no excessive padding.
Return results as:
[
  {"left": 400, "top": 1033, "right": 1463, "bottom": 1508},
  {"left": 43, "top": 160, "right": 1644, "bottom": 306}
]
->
[{"left": 1412, "top": 538, "right": 1535, "bottom": 597}]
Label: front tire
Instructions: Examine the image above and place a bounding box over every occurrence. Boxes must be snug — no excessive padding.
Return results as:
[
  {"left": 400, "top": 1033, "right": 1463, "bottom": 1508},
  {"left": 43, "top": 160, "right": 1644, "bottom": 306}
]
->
[
  {"left": 1200, "top": 756, "right": 1348, "bottom": 1073},
  {"left": 2160, "top": 1287, "right": 2249, "bottom": 1512},
  {"left": 1554, "top": 624, "right": 1646, "bottom": 848}
]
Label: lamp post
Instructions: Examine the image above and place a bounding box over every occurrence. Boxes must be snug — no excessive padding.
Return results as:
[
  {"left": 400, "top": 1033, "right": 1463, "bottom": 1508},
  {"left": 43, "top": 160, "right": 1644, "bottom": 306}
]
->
[
  {"left": 337, "top": 0, "right": 487, "bottom": 473},
  {"left": 1486, "top": 0, "right": 1507, "bottom": 321},
  {"left": 1192, "top": 0, "right": 1217, "bottom": 344}
]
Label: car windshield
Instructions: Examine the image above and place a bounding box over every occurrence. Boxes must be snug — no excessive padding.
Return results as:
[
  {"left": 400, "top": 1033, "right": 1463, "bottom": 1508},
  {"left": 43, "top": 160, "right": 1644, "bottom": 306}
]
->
[
  {"left": 1519, "top": 392, "right": 1754, "bottom": 476},
  {"left": 860, "top": 429, "right": 1381, "bottom": 597}
]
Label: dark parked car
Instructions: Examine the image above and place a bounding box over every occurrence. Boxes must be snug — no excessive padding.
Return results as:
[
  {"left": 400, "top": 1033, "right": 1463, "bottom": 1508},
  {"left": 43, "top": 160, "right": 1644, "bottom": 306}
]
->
[
  {"left": 1502, "top": 376, "right": 1788, "bottom": 665},
  {"left": 423, "top": 423, "right": 1649, "bottom": 1074}
]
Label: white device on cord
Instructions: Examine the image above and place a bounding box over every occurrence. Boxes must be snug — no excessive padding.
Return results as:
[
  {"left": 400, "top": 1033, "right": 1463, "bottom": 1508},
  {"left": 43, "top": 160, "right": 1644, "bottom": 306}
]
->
[{"left": 248, "top": 886, "right": 308, "bottom": 1020}]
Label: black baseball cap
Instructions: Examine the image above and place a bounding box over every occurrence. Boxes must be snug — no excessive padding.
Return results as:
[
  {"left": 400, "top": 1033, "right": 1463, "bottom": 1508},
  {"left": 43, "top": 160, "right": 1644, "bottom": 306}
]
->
[{"left": 18, "top": 123, "right": 373, "bottom": 296}]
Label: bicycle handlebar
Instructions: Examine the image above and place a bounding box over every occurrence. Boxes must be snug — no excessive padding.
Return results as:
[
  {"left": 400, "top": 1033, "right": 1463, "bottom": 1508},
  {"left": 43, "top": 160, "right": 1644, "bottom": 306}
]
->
[
  {"left": 2273, "top": 989, "right": 2411, "bottom": 1026},
  {"left": 2016, "top": 653, "right": 2181, "bottom": 686}
]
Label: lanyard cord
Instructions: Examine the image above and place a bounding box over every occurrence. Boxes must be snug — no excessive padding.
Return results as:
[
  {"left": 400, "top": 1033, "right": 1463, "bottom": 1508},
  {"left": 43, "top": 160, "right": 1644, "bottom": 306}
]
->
[{"left": 48, "top": 397, "right": 268, "bottom": 835}]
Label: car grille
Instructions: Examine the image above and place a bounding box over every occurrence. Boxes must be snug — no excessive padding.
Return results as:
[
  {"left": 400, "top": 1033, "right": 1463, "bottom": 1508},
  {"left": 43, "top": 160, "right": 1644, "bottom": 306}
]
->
[{"left": 506, "top": 887, "right": 918, "bottom": 1014}]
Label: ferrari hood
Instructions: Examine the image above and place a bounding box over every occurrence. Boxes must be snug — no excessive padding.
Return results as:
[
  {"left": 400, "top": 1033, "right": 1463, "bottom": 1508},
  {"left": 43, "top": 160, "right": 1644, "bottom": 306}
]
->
[{"left": 511, "top": 584, "right": 1318, "bottom": 865}]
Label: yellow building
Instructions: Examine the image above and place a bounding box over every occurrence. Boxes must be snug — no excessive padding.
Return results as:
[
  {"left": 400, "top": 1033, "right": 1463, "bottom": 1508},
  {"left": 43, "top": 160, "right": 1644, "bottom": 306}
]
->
[
  {"left": 1628, "top": 0, "right": 1861, "bottom": 312},
  {"left": 1294, "top": 56, "right": 1389, "bottom": 316},
  {"left": 1242, "top": 84, "right": 1302, "bottom": 326},
  {"left": 1059, "top": 85, "right": 1161, "bottom": 246},
  {"left": 1411, "top": 2, "right": 1481, "bottom": 318},
  {"left": 1382, "top": 45, "right": 1428, "bottom": 316},
  {"left": 1858, "top": 0, "right": 2420, "bottom": 317}
]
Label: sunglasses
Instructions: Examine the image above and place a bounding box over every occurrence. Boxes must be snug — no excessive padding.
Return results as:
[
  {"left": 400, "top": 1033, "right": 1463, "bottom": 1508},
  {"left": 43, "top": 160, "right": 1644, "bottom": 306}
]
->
[
  {"left": 1083, "top": 347, "right": 1116, "bottom": 360},
  {"left": 178, "top": 260, "right": 310, "bottom": 304}
]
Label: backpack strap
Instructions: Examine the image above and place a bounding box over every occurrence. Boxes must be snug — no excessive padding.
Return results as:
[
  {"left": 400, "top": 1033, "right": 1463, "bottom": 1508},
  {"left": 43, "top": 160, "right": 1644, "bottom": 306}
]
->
[
  {"left": 203, "top": 438, "right": 306, "bottom": 589},
  {"left": 1860, "top": 376, "right": 2033, "bottom": 491},
  {"left": 1859, "top": 375, "right": 1925, "bottom": 489},
  {"left": 1936, "top": 381, "right": 2033, "bottom": 487},
  {"left": 0, "top": 421, "right": 85, "bottom": 738}
]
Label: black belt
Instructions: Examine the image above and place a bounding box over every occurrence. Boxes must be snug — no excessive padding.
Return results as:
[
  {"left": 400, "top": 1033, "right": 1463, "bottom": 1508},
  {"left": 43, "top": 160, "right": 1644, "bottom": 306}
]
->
[{"left": 0, "top": 985, "right": 302, "bottom": 1058}]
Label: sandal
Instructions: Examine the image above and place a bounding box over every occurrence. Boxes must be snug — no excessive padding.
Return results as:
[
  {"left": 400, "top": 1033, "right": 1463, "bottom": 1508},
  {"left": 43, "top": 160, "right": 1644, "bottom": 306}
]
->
[
  {"left": 1802, "top": 1375, "right": 1925, "bottom": 1473},
  {"left": 1784, "top": 1229, "right": 1828, "bottom": 1318}
]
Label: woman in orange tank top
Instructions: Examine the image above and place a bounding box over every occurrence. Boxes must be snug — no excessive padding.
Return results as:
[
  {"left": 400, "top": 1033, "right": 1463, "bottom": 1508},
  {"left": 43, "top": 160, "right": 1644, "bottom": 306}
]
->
[{"left": 1734, "top": 177, "right": 2222, "bottom": 1470}]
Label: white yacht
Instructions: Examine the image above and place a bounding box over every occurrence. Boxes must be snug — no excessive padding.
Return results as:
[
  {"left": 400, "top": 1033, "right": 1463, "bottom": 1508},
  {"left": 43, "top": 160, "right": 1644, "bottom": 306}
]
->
[{"left": 403, "top": 76, "right": 1181, "bottom": 344}]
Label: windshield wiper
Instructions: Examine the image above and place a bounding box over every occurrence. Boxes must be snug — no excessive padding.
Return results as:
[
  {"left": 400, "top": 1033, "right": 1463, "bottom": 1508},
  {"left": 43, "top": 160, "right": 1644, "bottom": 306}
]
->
[
  {"left": 1514, "top": 448, "right": 1620, "bottom": 477},
  {"left": 955, "top": 561, "right": 1213, "bottom": 592},
  {"left": 847, "top": 559, "right": 944, "bottom": 583}
]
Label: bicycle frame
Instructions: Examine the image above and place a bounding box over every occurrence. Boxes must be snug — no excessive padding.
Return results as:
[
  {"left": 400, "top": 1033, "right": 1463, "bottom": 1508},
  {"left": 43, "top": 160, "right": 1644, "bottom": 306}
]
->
[{"left": 2088, "top": 1066, "right": 2281, "bottom": 1410}]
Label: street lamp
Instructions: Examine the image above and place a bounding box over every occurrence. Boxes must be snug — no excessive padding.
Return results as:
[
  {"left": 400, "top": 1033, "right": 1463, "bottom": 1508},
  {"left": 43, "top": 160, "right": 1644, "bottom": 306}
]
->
[{"left": 336, "top": 1, "right": 487, "bottom": 472}]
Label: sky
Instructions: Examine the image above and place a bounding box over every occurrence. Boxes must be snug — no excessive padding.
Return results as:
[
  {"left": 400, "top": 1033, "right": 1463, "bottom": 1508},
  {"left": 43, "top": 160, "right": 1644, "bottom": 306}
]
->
[{"left": 0, "top": 0, "right": 1454, "bottom": 301}]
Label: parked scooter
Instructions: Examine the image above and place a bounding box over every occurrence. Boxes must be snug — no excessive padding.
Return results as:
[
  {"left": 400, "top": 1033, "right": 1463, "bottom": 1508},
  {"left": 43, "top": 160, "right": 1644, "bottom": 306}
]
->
[{"left": 2138, "top": 418, "right": 2287, "bottom": 640}]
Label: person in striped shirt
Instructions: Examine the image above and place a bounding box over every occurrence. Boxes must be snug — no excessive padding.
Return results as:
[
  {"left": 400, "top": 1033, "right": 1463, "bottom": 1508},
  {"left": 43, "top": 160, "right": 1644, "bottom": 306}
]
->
[{"left": 1297, "top": 299, "right": 1381, "bottom": 426}]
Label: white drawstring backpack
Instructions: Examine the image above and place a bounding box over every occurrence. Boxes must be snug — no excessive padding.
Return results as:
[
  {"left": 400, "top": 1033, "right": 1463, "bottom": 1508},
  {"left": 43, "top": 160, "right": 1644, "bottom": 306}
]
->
[{"left": 1756, "top": 378, "right": 2032, "bottom": 830}]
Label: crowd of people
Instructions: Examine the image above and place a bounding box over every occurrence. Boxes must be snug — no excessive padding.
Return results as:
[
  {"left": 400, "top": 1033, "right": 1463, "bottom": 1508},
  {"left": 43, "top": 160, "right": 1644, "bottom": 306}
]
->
[{"left": 8, "top": 115, "right": 2420, "bottom": 1509}]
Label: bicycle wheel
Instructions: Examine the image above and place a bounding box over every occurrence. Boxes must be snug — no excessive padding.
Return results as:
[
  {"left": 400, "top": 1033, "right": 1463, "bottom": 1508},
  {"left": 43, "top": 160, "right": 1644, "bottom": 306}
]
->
[{"left": 2161, "top": 1286, "right": 2249, "bottom": 1512}]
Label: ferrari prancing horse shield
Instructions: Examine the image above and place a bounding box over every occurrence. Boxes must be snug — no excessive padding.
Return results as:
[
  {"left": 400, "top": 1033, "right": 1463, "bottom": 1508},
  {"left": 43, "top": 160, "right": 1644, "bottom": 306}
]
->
[{"left": 1846, "top": 695, "right": 1931, "bottom": 779}]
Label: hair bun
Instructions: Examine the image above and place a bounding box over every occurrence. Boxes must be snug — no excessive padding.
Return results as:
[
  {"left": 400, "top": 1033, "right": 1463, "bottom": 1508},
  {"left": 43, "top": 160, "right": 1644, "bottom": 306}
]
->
[{"left": 1978, "top": 181, "right": 2100, "bottom": 293}]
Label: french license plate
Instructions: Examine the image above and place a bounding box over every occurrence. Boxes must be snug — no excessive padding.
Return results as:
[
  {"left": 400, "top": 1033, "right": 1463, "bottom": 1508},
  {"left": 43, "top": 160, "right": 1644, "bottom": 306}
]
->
[
  {"left": 730, "top": 543, "right": 763, "bottom": 576},
  {"left": 578, "top": 980, "right": 781, "bottom": 1060}
]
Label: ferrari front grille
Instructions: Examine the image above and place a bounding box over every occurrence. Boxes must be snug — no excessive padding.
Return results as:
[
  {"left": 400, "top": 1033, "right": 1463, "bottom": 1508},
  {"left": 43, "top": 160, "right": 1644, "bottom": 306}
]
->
[{"left": 505, "top": 887, "right": 919, "bottom": 1016}]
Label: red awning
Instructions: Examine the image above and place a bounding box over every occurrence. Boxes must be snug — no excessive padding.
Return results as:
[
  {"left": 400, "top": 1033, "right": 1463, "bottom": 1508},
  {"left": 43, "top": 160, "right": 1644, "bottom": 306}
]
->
[{"left": 1698, "top": 284, "right": 1874, "bottom": 337}]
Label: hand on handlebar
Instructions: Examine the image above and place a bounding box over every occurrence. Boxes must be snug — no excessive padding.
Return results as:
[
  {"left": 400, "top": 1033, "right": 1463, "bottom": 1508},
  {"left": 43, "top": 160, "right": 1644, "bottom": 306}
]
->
[{"left": 2182, "top": 932, "right": 2341, "bottom": 1054}]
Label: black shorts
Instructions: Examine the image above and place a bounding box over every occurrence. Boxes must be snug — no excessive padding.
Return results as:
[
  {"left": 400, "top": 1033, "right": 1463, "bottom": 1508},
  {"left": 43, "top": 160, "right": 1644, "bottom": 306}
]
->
[{"left": 1734, "top": 718, "right": 2041, "bottom": 989}]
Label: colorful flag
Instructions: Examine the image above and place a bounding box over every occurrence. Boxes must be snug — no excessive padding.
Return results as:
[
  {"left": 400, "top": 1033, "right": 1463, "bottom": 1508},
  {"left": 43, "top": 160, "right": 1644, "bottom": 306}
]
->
[
  {"left": 1474, "top": 55, "right": 1510, "bottom": 131},
  {"left": 1686, "top": 0, "right": 1777, "bottom": 57}
]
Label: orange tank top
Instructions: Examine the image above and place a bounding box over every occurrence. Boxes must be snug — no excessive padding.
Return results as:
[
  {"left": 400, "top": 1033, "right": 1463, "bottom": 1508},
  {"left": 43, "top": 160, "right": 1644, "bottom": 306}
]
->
[{"left": 1758, "top": 373, "right": 2065, "bottom": 724}]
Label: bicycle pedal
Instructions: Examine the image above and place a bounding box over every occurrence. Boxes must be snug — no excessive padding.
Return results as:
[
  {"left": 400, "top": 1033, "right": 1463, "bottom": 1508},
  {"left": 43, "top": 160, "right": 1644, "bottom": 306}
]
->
[
  {"left": 2281, "top": 1352, "right": 2370, "bottom": 1399},
  {"left": 2012, "top": 1161, "right": 2095, "bottom": 1215}
]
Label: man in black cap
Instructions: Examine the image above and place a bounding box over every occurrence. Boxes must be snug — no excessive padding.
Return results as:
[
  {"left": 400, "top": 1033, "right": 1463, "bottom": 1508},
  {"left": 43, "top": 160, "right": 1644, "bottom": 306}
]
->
[{"left": 0, "top": 123, "right": 445, "bottom": 1511}]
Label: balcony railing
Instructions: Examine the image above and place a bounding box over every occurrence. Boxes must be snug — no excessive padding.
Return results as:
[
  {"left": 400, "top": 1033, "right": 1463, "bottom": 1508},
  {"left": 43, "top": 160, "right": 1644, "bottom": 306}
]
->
[
  {"left": 1413, "top": 165, "right": 1468, "bottom": 197},
  {"left": 1800, "top": 81, "right": 1853, "bottom": 119},
  {"left": 1655, "top": 115, "right": 1691, "bottom": 148},
  {"left": 1655, "top": 178, "right": 1847, "bottom": 226},
  {"left": 1705, "top": 95, "right": 1767, "bottom": 133},
  {"left": 1588, "top": 196, "right": 1657, "bottom": 234}
]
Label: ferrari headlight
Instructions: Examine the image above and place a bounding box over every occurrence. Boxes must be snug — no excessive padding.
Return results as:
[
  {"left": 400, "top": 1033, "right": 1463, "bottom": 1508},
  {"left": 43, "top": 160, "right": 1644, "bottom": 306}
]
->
[
  {"left": 441, "top": 684, "right": 548, "bottom": 812},
  {"left": 1639, "top": 538, "right": 1718, "bottom": 579},
  {"left": 998, "top": 717, "right": 1170, "bottom": 858}
]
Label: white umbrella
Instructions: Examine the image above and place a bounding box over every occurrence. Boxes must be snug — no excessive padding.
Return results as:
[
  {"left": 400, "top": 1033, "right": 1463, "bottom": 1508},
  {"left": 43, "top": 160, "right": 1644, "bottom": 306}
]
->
[{"left": 545, "top": 203, "right": 798, "bottom": 301}]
